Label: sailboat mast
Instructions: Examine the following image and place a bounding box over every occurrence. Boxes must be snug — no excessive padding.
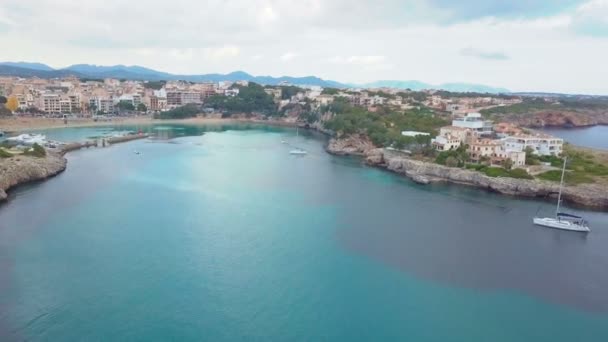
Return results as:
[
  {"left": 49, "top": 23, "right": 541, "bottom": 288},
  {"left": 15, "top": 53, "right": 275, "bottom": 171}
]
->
[{"left": 556, "top": 157, "right": 567, "bottom": 217}]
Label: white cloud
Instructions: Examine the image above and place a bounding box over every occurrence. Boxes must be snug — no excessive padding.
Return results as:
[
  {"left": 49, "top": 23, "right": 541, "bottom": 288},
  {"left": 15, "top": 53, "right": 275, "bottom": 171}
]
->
[
  {"left": 279, "top": 52, "right": 299, "bottom": 62},
  {"left": 570, "top": 0, "right": 608, "bottom": 36},
  {"left": 203, "top": 45, "right": 241, "bottom": 61},
  {"left": 329, "top": 55, "right": 387, "bottom": 65},
  {"left": 460, "top": 47, "right": 509, "bottom": 60},
  {"left": 0, "top": 0, "right": 607, "bottom": 93}
]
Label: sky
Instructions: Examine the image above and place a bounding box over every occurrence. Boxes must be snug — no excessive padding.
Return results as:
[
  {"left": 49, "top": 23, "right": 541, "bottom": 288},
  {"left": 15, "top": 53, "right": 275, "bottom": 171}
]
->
[{"left": 0, "top": 0, "right": 607, "bottom": 94}]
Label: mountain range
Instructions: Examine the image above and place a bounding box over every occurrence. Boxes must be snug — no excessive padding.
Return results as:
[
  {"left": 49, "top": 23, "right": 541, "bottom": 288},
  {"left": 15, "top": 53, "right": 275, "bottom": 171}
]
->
[{"left": 0, "top": 62, "right": 509, "bottom": 93}]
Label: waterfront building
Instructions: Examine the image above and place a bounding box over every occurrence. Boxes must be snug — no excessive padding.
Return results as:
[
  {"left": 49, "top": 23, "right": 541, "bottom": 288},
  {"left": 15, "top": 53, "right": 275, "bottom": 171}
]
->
[
  {"left": 452, "top": 113, "right": 494, "bottom": 136},
  {"left": 502, "top": 134, "right": 564, "bottom": 156},
  {"left": 432, "top": 135, "right": 463, "bottom": 151},
  {"left": 41, "top": 94, "right": 61, "bottom": 114}
]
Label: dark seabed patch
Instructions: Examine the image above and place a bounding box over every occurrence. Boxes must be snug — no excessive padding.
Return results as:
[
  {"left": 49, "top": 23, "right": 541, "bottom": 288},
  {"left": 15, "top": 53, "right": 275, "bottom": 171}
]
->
[{"left": 334, "top": 173, "right": 608, "bottom": 313}]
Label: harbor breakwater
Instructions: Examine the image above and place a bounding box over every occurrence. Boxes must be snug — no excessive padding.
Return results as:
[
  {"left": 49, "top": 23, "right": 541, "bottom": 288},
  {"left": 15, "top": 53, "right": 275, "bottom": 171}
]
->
[{"left": 0, "top": 134, "right": 149, "bottom": 203}]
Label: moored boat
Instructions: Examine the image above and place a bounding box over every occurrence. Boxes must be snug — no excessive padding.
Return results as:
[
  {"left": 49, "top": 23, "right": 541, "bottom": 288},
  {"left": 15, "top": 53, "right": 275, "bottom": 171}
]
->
[{"left": 533, "top": 157, "right": 590, "bottom": 232}]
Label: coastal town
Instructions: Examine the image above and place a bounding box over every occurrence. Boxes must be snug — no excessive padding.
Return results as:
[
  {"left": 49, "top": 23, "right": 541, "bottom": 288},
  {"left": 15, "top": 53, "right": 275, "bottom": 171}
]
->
[{"left": 1, "top": 75, "right": 607, "bottom": 209}]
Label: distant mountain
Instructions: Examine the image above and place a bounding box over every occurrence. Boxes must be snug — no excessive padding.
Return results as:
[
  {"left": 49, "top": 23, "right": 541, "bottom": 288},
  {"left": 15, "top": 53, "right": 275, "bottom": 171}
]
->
[
  {"left": 0, "top": 65, "right": 84, "bottom": 78},
  {"left": 362, "top": 80, "right": 509, "bottom": 94},
  {"left": 58, "top": 65, "right": 345, "bottom": 87},
  {"left": 0, "top": 62, "right": 509, "bottom": 92},
  {"left": 0, "top": 62, "right": 55, "bottom": 71}
]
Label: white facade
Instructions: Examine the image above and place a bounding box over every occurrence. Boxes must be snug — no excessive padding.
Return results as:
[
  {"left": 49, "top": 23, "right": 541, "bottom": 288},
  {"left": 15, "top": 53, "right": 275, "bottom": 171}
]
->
[
  {"left": 502, "top": 135, "right": 563, "bottom": 156},
  {"left": 432, "top": 135, "right": 462, "bottom": 151},
  {"left": 452, "top": 113, "right": 493, "bottom": 135},
  {"left": 225, "top": 88, "right": 240, "bottom": 97},
  {"left": 401, "top": 131, "right": 430, "bottom": 137}
]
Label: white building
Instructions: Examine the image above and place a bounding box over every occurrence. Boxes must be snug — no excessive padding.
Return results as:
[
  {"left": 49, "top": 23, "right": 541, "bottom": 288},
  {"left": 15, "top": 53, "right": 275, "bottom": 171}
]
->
[
  {"left": 89, "top": 97, "right": 115, "bottom": 113},
  {"left": 502, "top": 134, "right": 564, "bottom": 156},
  {"left": 225, "top": 88, "right": 240, "bottom": 97},
  {"left": 41, "top": 94, "right": 61, "bottom": 114},
  {"left": 452, "top": 113, "right": 493, "bottom": 136},
  {"left": 432, "top": 135, "right": 462, "bottom": 151},
  {"left": 401, "top": 131, "right": 430, "bottom": 137}
]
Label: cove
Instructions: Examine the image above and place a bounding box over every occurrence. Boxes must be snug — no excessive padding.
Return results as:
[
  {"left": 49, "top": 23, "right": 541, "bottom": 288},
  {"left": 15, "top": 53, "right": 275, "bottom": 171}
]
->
[{"left": 1, "top": 125, "right": 607, "bottom": 341}]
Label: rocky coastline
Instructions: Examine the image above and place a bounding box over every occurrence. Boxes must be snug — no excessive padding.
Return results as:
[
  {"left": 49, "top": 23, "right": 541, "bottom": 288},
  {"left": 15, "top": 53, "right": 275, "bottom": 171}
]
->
[
  {"left": 503, "top": 111, "right": 608, "bottom": 128},
  {"left": 327, "top": 137, "right": 608, "bottom": 210},
  {"left": 0, "top": 134, "right": 150, "bottom": 203},
  {"left": 0, "top": 151, "right": 67, "bottom": 202}
]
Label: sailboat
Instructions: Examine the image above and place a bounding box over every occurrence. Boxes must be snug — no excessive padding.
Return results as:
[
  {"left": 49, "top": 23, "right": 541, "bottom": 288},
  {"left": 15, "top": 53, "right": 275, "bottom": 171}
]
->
[
  {"left": 289, "top": 127, "right": 307, "bottom": 155},
  {"left": 533, "top": 157, "right": 590, "bottom": 232}
]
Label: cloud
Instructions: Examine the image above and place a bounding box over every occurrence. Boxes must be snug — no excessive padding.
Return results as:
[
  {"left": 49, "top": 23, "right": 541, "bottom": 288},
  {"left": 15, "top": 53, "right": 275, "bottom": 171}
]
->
[
  {"left": 460, "top": 47, "right": 509, "bottom": 60},
  {"left": 203, "top": 45, "right": 241, "bottom": 61},
  {"left": 0, "top": 0, "right": 607, "bottom": 94},
  {"left": 570, "top": 0, "right": 608, "bottom": 36},
  {"left": 279, "top": 52, "right": 298, "bottom": 62},
  {"left": 429, "top": 0, "right": 583, "bottom": 20},
  {"left": 329, "top": 55, "right": 388, "bottom": 65}
]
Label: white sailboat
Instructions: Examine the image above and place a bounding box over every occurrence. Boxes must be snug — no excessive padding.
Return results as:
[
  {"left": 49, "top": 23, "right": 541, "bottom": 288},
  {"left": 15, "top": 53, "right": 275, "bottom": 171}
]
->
[
  {"left": 289, "top": 127, "right": 307, "bottom": 155},
  {"left": 533, "top": 157, "right": 590, "bottom": 232}
]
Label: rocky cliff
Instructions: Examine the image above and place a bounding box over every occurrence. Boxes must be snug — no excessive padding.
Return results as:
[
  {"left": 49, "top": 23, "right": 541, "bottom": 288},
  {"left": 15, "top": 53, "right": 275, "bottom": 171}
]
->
[
  {"left": 366, "top": 148, "right": 608, "bottom": 209},
  {"left": 326, "top": 134, "right": 375, "bottom": 156},
  {"left": 326, "top": 137, "right": 608, "bottom": 210},
  {"left": 503, "top": 110, "right": 608, "bottom": 128},
  {"left": 0, "top": 152, "right": 67, "bottom": 201}
]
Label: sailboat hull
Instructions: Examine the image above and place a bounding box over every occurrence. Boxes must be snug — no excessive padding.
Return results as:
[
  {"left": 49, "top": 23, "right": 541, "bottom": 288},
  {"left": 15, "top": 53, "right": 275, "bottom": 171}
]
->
[{"left": 533, "top": 217, "right": 590, "bottom": 232}]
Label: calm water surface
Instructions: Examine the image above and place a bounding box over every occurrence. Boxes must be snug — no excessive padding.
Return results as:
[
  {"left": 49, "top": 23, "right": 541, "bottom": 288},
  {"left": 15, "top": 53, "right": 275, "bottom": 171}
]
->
[
  {"left": 1, "top": 125, "right": 608, "bottom": 341},
  {"left": 538, "top": 125, "right": 608, "bottom": 150}
]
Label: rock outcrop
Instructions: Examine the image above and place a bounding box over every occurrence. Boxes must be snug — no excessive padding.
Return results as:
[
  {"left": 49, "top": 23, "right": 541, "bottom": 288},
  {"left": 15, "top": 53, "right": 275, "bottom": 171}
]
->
[
  {"left": 326, "top": 135, "right": 375, "bottom": 156},
  {"left": 361, "top": 148, "right": 608, "bottom": 210},
  {"left": 0, "top": 152, "right": 67, "bottom": 202},
  {"left": 503, "top": 110, "right": 608, "bottom": 128}
]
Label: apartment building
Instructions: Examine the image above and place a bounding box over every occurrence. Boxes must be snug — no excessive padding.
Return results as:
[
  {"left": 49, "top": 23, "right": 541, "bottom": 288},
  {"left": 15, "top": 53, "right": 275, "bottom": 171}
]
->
[
  {"left": 452, "top": 113, "right": 493, "bottom": 136},
  {"left": 166, "top": 91, "right": 202, "bottom": 108},
  {"left": 42, "top": 94, "right": 62, "bottom": 114},
  {"left": 502, "top": 134, "right": 564, "bottom": 156}
]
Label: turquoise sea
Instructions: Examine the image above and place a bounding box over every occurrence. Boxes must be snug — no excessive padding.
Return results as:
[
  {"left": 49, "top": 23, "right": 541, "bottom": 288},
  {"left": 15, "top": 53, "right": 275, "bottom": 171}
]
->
[{"left": 1, "top": 125, "right": 608, "bottom": 341}]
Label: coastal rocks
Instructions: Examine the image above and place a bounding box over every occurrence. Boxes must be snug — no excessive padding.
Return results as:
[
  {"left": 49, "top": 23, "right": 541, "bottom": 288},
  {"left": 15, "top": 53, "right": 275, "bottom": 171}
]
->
[
  {"left": 360, "top": 146, "right": 608, "bottom": 210},
  {"left": 0, "top": 152, "right": 67, "bottom": 202},
  {"left": 504, "top": 111, "right": 608, "bottom": 128},
  {"left": 327, "top": 135, "right": 375, "bottom": 156}
]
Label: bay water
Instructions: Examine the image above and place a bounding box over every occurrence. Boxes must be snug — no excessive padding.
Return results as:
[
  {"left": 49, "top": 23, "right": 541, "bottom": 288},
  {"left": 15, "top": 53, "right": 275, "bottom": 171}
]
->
[{"left": 1, "top": 125, "right": 607, "bottom": 341}]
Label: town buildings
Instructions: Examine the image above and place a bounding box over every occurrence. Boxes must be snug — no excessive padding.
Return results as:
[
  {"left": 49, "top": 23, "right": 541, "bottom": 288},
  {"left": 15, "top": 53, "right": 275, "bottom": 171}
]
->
[{"left": 502, "top": 134, "right": 564, "bottom": 156}]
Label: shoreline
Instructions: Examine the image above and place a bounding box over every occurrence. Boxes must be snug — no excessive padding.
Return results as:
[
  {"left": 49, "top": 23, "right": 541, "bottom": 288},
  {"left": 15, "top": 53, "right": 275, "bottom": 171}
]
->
[
  {"left": 2, "top": 117, "right": 607, "bottom": 210},
  {"left": 325, "top": 137, "right": 608, "bottom": 211},
  {"left": 0, "top": 116, "right": 302, "bottom": 133},
  {"left": 0, "top": 117, "right": 299, "bottom": 203}
]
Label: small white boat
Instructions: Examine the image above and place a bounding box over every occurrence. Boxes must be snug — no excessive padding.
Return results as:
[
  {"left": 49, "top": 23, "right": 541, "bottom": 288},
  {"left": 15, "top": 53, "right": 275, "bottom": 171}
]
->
[
  {"left": 289, "top": 149, "right": 307, "bottom": 155},
  {"left": 134, "top": 150, "right": 141, "bottom": 155},
  {"left": 533, "top": 216, "right": 589, "bottom": 232},
  {"left": 533, "top": 157, "right": 590, "bottom": 233},
  {"left": 6, "top": 133, "right": 46, "bottom": 146}
]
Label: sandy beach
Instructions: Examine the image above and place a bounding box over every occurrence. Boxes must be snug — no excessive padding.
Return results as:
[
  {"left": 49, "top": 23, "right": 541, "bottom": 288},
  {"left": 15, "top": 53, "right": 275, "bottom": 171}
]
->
[{"left": 0, "top": 116, "right": 299, "bottom": 133}]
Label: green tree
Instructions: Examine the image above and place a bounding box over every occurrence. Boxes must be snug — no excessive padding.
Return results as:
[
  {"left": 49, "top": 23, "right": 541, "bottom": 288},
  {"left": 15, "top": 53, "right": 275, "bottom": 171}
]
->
[
  {"left": 137, "top": 103, "right": 148, "bottom": 112},
  {"left": 445, "top": 156, "right": 459, "bottom": 168},
  {"left": 117, "top": 101, "right": 135, "bottom": 112},
  {"left": 23, "top": 143, "right": 46, "bottom": 158},
  {"left": 158, "top": 104, "right": 200, "bottom": 119},
  {"left": 321, "top": 88, "right": 339, "bottom": 95}
]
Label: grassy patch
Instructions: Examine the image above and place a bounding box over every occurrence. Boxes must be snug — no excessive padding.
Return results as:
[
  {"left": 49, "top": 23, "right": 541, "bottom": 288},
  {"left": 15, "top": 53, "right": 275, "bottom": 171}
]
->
[
  {"left": 537, "top": 170, "right": 595, "bottom": 185},
  {"left": 22, "top": 143, "right": 46, "bottom": 158},
  {"left": 0, "top": 148, "right": 13, "bottom": 158},
  {"left": 465, "top": 164, "right": 533, "bottom": 179}
]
